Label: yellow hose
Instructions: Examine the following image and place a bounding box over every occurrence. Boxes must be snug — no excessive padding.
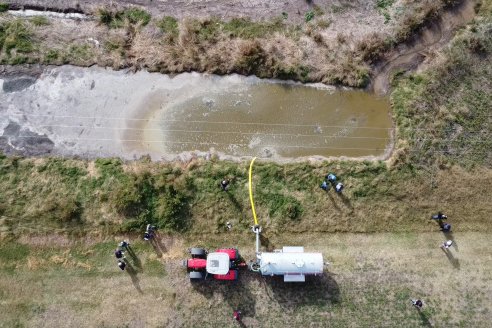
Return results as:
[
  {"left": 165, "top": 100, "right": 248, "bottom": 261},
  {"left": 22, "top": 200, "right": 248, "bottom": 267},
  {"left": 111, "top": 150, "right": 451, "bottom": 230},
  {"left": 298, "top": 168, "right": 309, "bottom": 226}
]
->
[{"left": 248, "top": 157, "right": 258, "bottom": 226}]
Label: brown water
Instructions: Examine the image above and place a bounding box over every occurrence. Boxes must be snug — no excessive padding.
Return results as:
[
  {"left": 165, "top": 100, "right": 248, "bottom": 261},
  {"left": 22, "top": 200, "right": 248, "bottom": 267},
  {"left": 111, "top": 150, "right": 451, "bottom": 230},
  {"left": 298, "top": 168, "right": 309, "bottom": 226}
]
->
[
  {"left": 1, "top": 67, "right": 392, "bottom": 160},
  {"left": 141, "top": 79, "right": 392, "bottom": 159}
]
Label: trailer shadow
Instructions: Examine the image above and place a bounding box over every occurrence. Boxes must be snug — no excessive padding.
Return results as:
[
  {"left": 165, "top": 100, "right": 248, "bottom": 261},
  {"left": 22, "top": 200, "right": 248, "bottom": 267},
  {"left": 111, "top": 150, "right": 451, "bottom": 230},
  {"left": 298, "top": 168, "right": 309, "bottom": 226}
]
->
[
  {"left": 191, "top": 270, "right": 257, "bottom": 317},
  {"left": 264, "top": 273, "right": 340, "bottom": 309}
]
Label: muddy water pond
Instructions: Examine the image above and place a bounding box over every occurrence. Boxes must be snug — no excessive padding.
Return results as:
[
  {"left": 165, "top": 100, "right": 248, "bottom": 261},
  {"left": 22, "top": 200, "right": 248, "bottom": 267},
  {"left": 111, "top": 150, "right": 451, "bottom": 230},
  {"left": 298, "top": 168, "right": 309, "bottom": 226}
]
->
[{"left": 0, "top": 66, "right": 392, "bottom": 160}]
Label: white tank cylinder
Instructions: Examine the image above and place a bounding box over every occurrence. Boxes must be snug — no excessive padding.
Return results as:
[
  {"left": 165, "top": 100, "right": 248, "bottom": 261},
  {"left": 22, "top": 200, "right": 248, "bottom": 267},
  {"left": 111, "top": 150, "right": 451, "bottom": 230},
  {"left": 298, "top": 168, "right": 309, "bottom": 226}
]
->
[{"left": 259, "top": 251, "right": 323, "bottom": 276}]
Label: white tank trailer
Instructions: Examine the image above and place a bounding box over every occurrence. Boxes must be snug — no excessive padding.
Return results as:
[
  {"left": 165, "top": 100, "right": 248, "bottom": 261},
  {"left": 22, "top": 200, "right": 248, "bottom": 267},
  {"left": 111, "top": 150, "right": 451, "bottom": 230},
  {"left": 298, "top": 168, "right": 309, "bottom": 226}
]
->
[{"left": 250, "top": 226, "right": 324, "bottom": 282}]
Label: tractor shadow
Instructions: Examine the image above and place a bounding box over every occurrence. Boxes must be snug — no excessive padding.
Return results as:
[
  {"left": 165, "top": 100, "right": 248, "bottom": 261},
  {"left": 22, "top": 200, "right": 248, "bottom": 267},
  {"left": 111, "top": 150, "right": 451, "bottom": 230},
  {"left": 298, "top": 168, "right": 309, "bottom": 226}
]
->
[
  {"left": 191, "top": 270, "right": 257, "bottom": 318},
  {"left": 440, "top": 248, "right": 460, "bottom": 270},
  {"left": 264, "top": 273, "right": 340, "bottom": 310}
]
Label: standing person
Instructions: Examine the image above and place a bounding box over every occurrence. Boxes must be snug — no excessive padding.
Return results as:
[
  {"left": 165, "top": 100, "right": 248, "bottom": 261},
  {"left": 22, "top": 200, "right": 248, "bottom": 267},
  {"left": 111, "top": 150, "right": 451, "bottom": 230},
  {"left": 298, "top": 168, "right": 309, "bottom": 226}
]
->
[
  {"left": 221, "top": 179, "right": 230, "bottom": 191},
  {"left": 335, "top": 182, "right": 344, "bottom": 193},
  {"left": 441, "top": 223, "right": 451, "bottom": 232},
  {"left": 119, "top": 240, "right": 130, "bottom": 249},
  {"left": 411, "top": 299, "right": 423, "bottom": 309},
  {"left": 320, "top": 180, "right": 329, "bottom": 191},
  {"left": 117, "top": 260, "right": 126, "bottom": 271},
  {"left": 326, "top": 173, "right": 337, "bottom": 184},
  {"left": 431, "top": 212, "right": 448, "bottom": 221},
  {"left": 114, "top": 249, "right": 124, "bottom": 259},
  {"left": 440, "top": 240, "right": 453, "bottom": 249},
  {"left": 144, "top": 224, "right": 156, "bottom": 241},
  {"left": 233, "top": 310, "right": 241, "bottom": 321}
]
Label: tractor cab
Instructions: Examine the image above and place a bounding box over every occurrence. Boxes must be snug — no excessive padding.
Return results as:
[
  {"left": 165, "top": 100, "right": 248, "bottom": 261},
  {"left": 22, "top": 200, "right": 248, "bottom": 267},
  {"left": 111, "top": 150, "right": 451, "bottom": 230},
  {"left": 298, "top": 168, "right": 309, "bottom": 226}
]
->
[
  {"left": 206, "top": 252, "right": 230, "bottom": 275},
  {"left": 184, "top": 247, "right": 244, "bottom": 281}
]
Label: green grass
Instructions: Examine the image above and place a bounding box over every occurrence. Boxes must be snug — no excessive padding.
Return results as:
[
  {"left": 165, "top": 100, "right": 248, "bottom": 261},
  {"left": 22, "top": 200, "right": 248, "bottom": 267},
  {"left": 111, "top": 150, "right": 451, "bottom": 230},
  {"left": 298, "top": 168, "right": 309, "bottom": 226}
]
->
[
  {"left": 184, "top": 17, "right": 286, "bottom": 43},
  {"left": 305, "top": 11, "right": 315, "bottom": 22},
  {"left": 391, "top": 16, "right": 492, "bottom": 169},
  {"left": 29, "top": 16, "right": 50, "bottom": 26},
  {"left": 376, "top": 0, "right": 396, "bottom": 10},
  {"left": 157, "top": 16, "right": 178, "bottom": 36},
  {"left": 97, "top": 7, "right": 151, "bottom": 29},
  {"left": 0, "top": 3, "right": 8, "bottom": 12},
  {"left": 0, "top": 19, "right": 34, "bottom": 57}
]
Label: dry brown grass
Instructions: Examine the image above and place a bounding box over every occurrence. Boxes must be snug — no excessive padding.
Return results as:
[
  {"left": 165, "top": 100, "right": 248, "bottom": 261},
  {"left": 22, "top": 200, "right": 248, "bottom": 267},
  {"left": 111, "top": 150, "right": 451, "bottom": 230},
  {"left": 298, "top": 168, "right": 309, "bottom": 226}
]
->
[{"left": 1, "top": 0, "right": 457, "bottom": 86}]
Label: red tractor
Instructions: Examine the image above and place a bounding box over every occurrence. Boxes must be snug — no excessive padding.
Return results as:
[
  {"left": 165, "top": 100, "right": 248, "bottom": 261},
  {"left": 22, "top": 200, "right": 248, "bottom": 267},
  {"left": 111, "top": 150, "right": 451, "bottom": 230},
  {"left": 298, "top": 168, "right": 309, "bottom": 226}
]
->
[{"left": 183, "top": 247, "right": 246, "bottom": 281}]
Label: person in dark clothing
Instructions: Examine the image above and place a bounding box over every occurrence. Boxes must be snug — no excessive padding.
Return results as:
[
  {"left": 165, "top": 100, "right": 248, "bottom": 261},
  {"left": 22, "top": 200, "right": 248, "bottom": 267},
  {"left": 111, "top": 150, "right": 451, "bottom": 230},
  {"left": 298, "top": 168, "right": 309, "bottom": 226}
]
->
[
  {"left": 220, "top": 179, "right": 230, "bottom": 191},
  {"left": 441, "top": 223, "right": 451, "bottom": 232},
  {"left": 233, "top": 310, "right": 242, "bottom": 321},
  {"left": 335, "top": 182, "right": 344, "bottom": 193},
  {"left": 118, "top": 260, "right": 126, "bottom": 271},
  {"left": 431, "top": 212, "right": 448, "bottom": 221},
  {"left": 411, "top": 299, "right": 423, "bottom": 309},
  {"left": 114, "top": 249, "right": 124, "bottom": 259},
  {"left": 144, "top": 224, "right": 156, "bottom": 241},
  {"left": 119, "top": 241, "right": 130, "bottom": 249},
  {"left": 326, "top": 173, "right": 337, "bottom": 183},
  {"left": 320, "top": 181, "right": 329, "bottom": 191}
]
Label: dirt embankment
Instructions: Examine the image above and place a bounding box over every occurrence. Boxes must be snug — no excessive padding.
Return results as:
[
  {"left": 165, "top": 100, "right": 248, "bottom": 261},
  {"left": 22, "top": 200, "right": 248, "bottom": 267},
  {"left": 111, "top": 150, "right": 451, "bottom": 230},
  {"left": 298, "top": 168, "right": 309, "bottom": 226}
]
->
[
  {"left": 371, "top": 0, "right": 478, "bottom": 95},
  {"left": 1, "top": 0, "right": 480, "bottom": 92}
]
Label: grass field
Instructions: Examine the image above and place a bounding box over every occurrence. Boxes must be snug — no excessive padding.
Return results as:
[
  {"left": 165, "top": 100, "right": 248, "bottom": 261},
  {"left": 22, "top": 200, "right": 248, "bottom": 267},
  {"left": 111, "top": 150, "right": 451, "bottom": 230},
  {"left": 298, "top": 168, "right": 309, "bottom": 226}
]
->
[
  {"left": 1, "top": 232, "right": 490, "bottom": 327},
  {"left": 1, "top": 0, "right": 492, "bottom": 327}
]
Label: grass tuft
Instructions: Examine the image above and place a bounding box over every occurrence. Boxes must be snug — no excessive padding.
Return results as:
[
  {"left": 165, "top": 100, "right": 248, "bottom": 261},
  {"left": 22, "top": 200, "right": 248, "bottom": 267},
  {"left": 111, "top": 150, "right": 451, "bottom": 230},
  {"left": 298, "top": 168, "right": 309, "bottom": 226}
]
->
[{"left": 97, "top": 7, "right": 151, "bottom": 29}]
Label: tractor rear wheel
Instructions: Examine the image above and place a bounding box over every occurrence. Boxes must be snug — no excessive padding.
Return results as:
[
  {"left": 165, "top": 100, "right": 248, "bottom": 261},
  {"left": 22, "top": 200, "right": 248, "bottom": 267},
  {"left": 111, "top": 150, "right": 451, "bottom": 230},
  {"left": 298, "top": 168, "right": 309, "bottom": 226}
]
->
[
  {"left": 189, "top": 271, "right": 205, "bottom": 281},
  {"left": 190, "top": 248, "right": 206, "bottom": 258}
]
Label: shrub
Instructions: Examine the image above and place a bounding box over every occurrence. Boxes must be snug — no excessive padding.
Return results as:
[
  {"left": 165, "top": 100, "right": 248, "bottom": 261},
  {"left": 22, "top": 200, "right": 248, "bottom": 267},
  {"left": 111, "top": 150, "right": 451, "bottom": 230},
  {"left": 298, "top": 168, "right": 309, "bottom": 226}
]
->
[
  {"left": 376, "top": 0, "right": 395, "bottom": 10},
  {"left": 0, "top": 3, "right": 8, "bottom": 12},
  {"left": 305, "top": 11, "right": 315, "bottom": 22},
  {"left": 154, "top": 185, "right": 189, "bottom": 231},
  {"left": 236, "top": 40, "right": 266, "bottom": 74},
  {"left": 357, "top": 33, "right": 390, "bottom": 63},
  {"left": 123, "top": 8, "right": 151, "bottom": 26},
  {"left": 44, "top": 49, "right": 59, "bottom": 62},
  {"left": 157, "top": 16, "right": 178, "bottom": 35},
  {"left": 97, "top": 7, "right": 151, "bottom": 28},
  {"left": 0, "top": 20, "right": 34, "bottom": 56}
]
